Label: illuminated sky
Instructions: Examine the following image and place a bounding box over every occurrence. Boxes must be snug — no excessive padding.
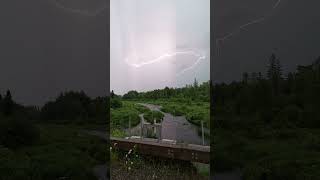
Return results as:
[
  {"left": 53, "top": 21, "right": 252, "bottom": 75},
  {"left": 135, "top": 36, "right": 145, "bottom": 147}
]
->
[{"left": 111, "top": 0, "right": 210, "bottom": 95}]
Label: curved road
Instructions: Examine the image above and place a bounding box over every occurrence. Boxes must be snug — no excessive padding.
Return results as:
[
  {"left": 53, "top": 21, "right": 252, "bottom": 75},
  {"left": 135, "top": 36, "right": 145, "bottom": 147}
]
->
[{"left": 135, "top": 103, "right": 209, "bottom": 145}]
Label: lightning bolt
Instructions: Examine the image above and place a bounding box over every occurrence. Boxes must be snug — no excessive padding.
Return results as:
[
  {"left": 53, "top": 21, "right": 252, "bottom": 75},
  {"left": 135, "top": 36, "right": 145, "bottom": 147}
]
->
[
  {"left": 124, "top": 50, "right": 206, "bottom": 77},
  {"left": 51, "top": 1, "right": 208, "bottom": 76},
  {"left": 51, "top": 0, "right": 107, "bottom": 16},
  {"left": 216, "top": 0, "right": 282, "bottom": 56}
]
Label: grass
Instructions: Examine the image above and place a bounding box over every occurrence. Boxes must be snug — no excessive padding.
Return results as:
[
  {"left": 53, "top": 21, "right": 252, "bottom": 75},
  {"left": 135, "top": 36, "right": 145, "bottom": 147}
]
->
[
  {"left": 110, "top": 147, "right": 209, "bottom": 180},
  {"left": 0, "top": 124, "right": 107, "bottom": 180},
  {"left": 212, "top": 127, "right": 320, "bottom": 180}
]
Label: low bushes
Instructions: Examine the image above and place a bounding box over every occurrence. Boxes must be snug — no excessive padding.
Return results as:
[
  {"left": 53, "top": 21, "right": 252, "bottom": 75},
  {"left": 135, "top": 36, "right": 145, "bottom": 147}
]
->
[
  {"left": 0, "top": 116, "right": 39, "bottom": 149},
  {"left": 111, "top": 102, "right": 141, "bottom": 129},
  {"left": 143, "top": 111, "right": 164, "bottom": 124}
]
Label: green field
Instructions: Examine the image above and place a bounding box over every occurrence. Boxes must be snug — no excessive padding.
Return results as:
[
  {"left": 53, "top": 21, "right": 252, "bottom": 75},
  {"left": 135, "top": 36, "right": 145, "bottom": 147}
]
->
[{"left": 0, "top": 124, "right": 107, "bottom": 180}]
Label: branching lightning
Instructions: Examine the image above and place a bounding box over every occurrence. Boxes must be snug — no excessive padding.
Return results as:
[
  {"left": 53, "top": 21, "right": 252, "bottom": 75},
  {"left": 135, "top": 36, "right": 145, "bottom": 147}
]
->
[
  {"left": 216, "top": 0, "right": 282, "bottom": 56},
  {"left": 51, "top": 0, "right": 208, "bottom": 76},
  {"left": 125, "top": 50, "right": 206, "bottom": 76},
  {"left": 51, "top": 0, "right": 107, "bottom": 16}
]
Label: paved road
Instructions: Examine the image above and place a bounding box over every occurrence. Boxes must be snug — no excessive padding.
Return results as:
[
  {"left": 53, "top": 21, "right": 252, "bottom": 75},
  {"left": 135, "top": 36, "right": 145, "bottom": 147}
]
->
[
  {"left": 212, "top": 170, "right": 242, "bottom": 180},
  {"left": 81, "top": 130, "right": 109, "bottom": 180}
]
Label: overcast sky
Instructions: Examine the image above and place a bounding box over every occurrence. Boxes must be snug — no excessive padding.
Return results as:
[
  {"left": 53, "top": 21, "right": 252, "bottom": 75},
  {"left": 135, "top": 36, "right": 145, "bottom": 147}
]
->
[
  {"left": 213, "top": 0, "right": 320, "bottom": 83},
  {"left": 2, "top": 0, "right": 318, "bottom": 105},
  {"left": 0, "top": 0, "right": 108, "bottom": 106},
  {"left": 111, "top": 0, "right": 210, "bottom": 95}
]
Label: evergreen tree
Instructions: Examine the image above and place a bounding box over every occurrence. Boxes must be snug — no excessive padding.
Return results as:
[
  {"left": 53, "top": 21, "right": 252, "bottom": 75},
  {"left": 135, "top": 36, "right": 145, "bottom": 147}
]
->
[
  {"left": 267, "top": 53, "right": 282, "bottom": 95},
  {"left": 242, "top": 72, "right": 249, "bottom": 84},
  {"left": 267, "top": 53, "right": 277, "bottom": 80},
  {"left": 193, "top": 78, "right": 199, "bottom": 88},
  {"left": 251, "top": 72, "right": 258, "bottom": 82},
  {"left": 111, "top": 90, "right": 115, "bottom": 98},
  {"left": 276, "top": 58, "right": 283, "bottom": 80},
  {"left": 3, "top": 90, "right": 13, "bottom": 116},
  {"left": 258, "top": 72, "right": 263, "bottom": 80}
]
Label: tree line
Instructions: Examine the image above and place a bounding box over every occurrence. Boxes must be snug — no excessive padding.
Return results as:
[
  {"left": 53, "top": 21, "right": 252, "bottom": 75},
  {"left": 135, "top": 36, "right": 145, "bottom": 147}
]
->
[
  {"left": 0, "top": 90, "right": 108, "bottom": 149},
  {"left": 0, "top": 90, "right": 108, "bottom": 123},
  {"left": 213, "top": 53, "right": 320, "bottom": 129},
  {"left": 111, "top": 78, "right": 210, "bottom": 102}
]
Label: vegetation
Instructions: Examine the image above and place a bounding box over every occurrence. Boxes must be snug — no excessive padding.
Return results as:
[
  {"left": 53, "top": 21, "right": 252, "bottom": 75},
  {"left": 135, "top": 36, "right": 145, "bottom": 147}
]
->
[
  {"left": 110, "top": 143, "right": 208, "bottom": 180},
  {"left": 41, "top": 91, "right": 107, "bottom": 124},
  {"left": 212, "top": 54, "right": 320, "bottom": 179},
  {"left": 143, "top": 110, "right": 164, "bottom": 124},
  {"left": 0, "top": 116, "right": 39, "bottom": 149},
  {"left": 110, "top": 80, "right": 210, "bottom": 179},
  {"left": 115, "top": 79, "right": 210, "bottom": 128},
  {"left": 121, "top": 79, "right": 209, "bottom": 102},
  {"left": 110, "top": 101, "right": 141, "bottom": 131},
  {"left": 159, "top": 100, "right": 210, "bottom": 128},
  {"left": 0, "top": 90, "right": 108, "bottom": 179},
  {"left": 0, "top": 124, "right": 106, "bottom": 179}
]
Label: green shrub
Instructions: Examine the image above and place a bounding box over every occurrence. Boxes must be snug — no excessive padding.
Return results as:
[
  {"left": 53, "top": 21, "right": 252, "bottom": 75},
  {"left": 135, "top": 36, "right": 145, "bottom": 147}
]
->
[
  {"left": 111, "top": 98, "right": 122, "bottom": 109},
  {"left": 135, "top": 104, "right": 150, "bottom": 114},
  {"left": 111, "top": 102, "right": 141, "bottom": 129},
  {"left": 144, "top": 111, "right": 164, "bottom": 124},
  {"left": 160, "top": 105, "right": 183, "bottom": 116},
  {"left": 0, "top": 117, "right": 39, "bottom": 149}
]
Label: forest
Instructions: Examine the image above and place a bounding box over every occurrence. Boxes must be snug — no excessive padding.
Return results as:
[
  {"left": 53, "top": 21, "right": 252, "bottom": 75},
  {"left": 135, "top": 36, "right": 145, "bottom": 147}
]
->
[
  {"left": 212, "top": 54, "right": 320, "bottom": 179},
  {"left": 0, "top": 91, "right": 108, "bottom": 179}
]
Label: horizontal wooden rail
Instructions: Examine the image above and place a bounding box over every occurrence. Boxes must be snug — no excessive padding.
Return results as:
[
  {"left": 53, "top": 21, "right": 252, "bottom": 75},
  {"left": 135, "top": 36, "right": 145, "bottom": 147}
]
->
[{"left": 111, "top": 137, "right": 210, "bottom": 164}]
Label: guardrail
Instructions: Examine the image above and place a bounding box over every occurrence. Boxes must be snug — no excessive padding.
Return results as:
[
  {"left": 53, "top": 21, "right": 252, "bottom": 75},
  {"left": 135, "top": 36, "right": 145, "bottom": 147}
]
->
[{"left": 111, "top": 137, "right": 210, "bottom": 164}]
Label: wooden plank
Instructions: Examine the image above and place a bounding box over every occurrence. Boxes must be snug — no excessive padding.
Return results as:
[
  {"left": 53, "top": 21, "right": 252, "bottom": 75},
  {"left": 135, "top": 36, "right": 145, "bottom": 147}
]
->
[{"left": 111, "top": 137, "right": 210, "bottom": 164}]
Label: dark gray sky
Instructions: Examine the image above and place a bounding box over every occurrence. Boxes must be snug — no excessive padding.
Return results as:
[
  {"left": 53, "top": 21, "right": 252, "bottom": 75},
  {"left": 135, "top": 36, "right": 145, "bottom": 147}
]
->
[
  {"left": 2, "top": 0, "right": 319, "bottom": 105},
  {"left": 0, "top": 0, "right": 108, "bottom": 106},
  {"left": 213, "top": 0, "right": 320, "bottom": 83}
]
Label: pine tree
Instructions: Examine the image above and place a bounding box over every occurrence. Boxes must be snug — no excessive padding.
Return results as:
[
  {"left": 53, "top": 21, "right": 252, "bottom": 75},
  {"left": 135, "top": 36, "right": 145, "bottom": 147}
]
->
[
  {"left": 258, "top": 72, "right": 263, "bottom": 80},
  {"left": 275, "top": 58, "right": 283, "bottom": 80},
  {"left": 267, "top": 53, "right": 277, "bottom": 80},
  {"left": 242, "top": 72, "right": 249, "bottom": 84},
  {"left": 111, "top": 90, "right": 115, "bottom": 98},
  {"left": 3, "top": 90, "right": 13, "bottom": 116},
  {"left": 193, "top": 78, "right": 199, "bottom": 88},
  {"left": 251, "top": 72, "right": 258, "bottom": 82},
  {"left": 267, "top": 53, "right": 282, "bottom": 95}
]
